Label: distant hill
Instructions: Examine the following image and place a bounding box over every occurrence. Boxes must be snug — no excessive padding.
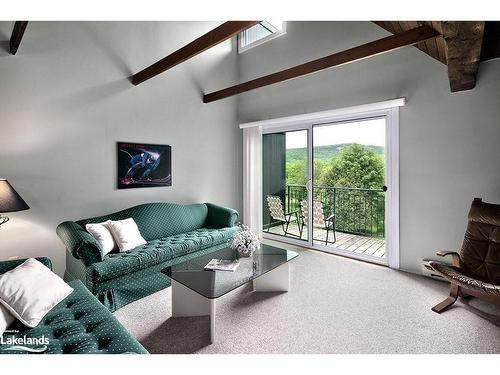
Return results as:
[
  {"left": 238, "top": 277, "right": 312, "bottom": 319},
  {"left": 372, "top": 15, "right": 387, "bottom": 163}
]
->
[{"left": 286, "top": 143, "right": 384, "bottom": 163}]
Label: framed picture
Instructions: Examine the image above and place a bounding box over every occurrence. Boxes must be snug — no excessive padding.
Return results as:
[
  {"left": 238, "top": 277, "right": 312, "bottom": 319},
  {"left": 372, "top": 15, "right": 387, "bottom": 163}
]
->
[{"left": 117, "top": 142, "right": 172, "bottom": 189}]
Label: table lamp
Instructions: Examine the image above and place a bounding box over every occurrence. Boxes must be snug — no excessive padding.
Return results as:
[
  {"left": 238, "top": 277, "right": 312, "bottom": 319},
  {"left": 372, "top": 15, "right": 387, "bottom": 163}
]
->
[{"left": 0, "top": 179, "right": 30, "bottom": 227}]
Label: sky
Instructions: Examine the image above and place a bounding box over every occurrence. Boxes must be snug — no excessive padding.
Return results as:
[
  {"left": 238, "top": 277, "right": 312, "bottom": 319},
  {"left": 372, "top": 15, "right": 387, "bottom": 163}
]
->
[{"left": 285, "top": 118, "right": 386, "bottom": 149}]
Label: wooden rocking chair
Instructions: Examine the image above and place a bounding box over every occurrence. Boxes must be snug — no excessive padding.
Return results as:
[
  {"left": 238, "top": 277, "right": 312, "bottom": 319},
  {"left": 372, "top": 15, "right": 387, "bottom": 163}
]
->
[{"left": 429, "top": 198, "right": 500, "bottom": 313}]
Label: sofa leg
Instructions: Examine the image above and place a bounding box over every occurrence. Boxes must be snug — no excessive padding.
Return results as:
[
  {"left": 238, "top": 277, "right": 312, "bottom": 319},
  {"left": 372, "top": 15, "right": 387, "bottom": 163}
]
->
[{"left": 432, "top": 284, "right": 459, "bottom": 313}]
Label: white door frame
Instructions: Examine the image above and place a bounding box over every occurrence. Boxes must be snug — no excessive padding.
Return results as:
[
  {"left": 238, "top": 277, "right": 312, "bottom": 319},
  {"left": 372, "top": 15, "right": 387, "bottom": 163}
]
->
[{"left": 242, "top": 98, "right": 403, "bottom": 269}]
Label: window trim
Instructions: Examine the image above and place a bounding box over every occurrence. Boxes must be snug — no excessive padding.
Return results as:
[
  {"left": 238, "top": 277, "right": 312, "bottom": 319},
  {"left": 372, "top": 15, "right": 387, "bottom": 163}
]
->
[
  {"left": 240, "top": 98, "right": 404, "bottom": 269},
  {"left": 238, "top": 21, "right": 287, "bottom": 53}
]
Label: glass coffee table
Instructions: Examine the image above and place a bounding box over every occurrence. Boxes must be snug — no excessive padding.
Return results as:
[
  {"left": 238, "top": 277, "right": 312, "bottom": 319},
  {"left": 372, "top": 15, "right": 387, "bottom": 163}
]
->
[{"left": 161, "top": 244, "right": 298, "bottom": 343}]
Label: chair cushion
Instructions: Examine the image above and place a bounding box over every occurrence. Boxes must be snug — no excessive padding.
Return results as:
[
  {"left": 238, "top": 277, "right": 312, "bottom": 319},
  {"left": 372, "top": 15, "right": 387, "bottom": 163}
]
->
[
  {"left": 460, "top": 199, "right": 500, "bottom": 284},
  {"left": 429, "top": 261, "right": 500, "bottom": 296},
  {"left": 88, "top": 227, "right": 236, "bottom": 283},
  {"left": 0, "top": 280, "right": 147, "bottom": 354}
]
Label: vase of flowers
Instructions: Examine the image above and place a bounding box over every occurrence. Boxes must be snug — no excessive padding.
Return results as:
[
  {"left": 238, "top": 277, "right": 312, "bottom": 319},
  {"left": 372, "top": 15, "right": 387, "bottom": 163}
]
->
[{"left": 228, "top": 224, "right": 260, "bottom": 257}]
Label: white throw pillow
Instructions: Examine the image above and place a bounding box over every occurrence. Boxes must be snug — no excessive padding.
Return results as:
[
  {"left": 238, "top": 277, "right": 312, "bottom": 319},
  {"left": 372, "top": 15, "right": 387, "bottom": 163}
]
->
[
  {"left": 86, "top": 220, "right": 116, "bottom": 256},
  {"left": 0, "top": 304, "right": 15, "bottom": 335},
  {"left": 0, "top": 258, "right": 74, "bottom": 328},
  {"left": 108, "top": 218, "right": 147, "bottom": 252}
]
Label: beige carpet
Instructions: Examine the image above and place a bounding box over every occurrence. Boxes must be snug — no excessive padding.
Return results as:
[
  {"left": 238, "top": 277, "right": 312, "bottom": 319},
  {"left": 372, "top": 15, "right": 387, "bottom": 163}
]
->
[{"left": 114, "top": 246, "right": 500, "bottom": 354}]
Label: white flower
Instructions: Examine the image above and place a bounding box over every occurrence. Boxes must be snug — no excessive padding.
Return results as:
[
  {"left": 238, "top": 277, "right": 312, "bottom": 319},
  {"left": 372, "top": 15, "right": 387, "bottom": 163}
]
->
[{"left": 228, "top": 224, "right": 260, "bottom": 254}]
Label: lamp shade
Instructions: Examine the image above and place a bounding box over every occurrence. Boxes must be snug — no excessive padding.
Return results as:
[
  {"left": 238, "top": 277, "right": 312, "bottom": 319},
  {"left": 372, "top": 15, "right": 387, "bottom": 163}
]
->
[{"left": 0, "top": 179, "right": 29, "bottom": 213}]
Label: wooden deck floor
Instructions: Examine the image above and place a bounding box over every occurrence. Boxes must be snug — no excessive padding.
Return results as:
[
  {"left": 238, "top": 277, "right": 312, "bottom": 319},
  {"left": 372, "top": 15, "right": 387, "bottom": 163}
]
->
[{"left": 267, "top": 222, "right": 386, "bottom": 259}]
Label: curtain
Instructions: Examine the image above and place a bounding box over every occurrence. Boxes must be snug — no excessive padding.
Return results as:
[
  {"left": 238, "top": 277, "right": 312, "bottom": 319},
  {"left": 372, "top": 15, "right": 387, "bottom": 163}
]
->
[{"left": 242, "top": 126, "right": 263, "bottom": 237}]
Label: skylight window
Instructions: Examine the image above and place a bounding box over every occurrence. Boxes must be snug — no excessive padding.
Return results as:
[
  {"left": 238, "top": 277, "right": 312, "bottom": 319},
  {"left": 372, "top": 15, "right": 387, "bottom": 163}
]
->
[{"left": 238, "top": 21, "right": 286, "bottom": 52}]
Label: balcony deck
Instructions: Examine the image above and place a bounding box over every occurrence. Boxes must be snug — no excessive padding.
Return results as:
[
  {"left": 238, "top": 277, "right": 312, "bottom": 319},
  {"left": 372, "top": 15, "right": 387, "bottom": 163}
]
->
[{"left": 266, "top": 222, "right": 386, "bottom": 259}]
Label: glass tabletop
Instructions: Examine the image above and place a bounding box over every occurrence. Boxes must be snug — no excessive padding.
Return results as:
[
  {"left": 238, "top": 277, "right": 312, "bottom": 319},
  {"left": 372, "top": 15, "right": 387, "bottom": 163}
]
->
[{"left": 161, "top": 244, "right": 298, "bottom": 299}]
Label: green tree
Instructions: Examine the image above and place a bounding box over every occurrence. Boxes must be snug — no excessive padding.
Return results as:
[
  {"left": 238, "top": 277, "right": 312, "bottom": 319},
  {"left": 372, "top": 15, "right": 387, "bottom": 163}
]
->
[
  {"left": 318, "top": 144, "right": 385, "bottom": 236},
  {"left": 284, "top": 143, "right": 385, "bottom": 237},
  {"left": 286, "top": 159, "right": 328, "bottom": 186},
  {"left": 313, "top": 159, "right": 326, "bottom": 185},
  {"left": 319, "top": 143, "right": 384, "bottom": 188},
  {"left": 286, "top": 160, "right": 307, "bottom": 185}
]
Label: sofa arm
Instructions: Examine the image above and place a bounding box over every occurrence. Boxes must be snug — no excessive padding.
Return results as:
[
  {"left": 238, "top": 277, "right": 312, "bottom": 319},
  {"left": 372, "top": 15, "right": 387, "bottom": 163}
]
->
[
  {"left": 0, "top": 257, "right": 52, "bottom": 274},
  {"left": 204, "top": 203, "right": 239, "bottom": 229},
  {"left": 56, "top": 221, "right": 102, "bottom": 265}
]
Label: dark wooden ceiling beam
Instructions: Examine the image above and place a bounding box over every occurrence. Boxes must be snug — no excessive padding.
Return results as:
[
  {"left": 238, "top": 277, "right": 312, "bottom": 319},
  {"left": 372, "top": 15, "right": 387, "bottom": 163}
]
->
[
  {"left": 480, "top": 21, "right": 500, "bottom": 62},
  {"left": 373, "top": 21, "right": 447, "bottom": 64},
  {"left": 130, "top": 21, "right": 259, "bottom": 85},
  {"left": 204, "top": 25, "right": 440, "bottom": 103},
  {"left": 9, "top": 21, "right": 28, "bottom": 55},
  {"left": 442, "top": 22, "right": 485, "bottom": 92}
]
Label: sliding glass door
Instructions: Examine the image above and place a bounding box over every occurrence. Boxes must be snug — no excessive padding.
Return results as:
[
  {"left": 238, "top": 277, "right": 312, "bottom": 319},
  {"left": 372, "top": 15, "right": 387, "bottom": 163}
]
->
[
  {"left": 262, "top": 116, "right": 391, "bottom": 265},
  {"left": 262, "top": 129, "right": 310, "bottom": 244},
  {"left": 312, "top": 118, "right": 387, "bottom": 262}
]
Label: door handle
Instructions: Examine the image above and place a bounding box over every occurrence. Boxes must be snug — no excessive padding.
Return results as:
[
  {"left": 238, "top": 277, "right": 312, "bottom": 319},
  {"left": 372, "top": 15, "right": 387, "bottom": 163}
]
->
[{"left": 306, "top": 179, "right": 313, "bottom": 192}]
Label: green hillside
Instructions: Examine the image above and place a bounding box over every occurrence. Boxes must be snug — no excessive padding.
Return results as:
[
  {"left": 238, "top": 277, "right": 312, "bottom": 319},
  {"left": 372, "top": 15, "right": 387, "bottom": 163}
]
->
[{"left": 286, "top": 143, "right": 384, "bottom": 163}]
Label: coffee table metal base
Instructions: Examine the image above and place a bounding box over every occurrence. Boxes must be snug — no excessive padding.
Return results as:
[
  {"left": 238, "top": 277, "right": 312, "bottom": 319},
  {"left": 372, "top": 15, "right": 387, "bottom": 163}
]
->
[{"left": 170, "top": 263, "right": 290, "bottom": 344}]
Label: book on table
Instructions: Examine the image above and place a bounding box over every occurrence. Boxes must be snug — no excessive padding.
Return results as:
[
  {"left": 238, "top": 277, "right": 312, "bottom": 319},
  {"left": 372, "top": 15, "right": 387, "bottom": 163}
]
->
[{"left": 204, "top": 259, "right": 240, "bottom": 272}]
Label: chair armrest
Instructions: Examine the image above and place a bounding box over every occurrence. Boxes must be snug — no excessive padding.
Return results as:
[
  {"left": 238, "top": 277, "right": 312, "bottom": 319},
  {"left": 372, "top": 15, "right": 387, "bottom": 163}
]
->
[
  {"left": 0, "top": 257, "right": 52, "bottom": 274},
  {"left": 436, "top": 251, "right": 461, "bottom": 267},
  {"left": 56, "top": 221, "right": 102, "bottom": 266},
  {"left": 204, "top": 203, "right": 239, "bottom": 229}
]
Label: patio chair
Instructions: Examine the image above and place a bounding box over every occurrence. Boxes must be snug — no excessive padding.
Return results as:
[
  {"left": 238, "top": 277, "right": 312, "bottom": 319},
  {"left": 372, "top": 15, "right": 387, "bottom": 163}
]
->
[
  {"left": 300, "top": 200, "right": 336, "bottom": 244},
  {"left": 266, "top": 195, "right": 302, "bottom": 237},
  {"left": 428, "top": 198, "right": 500, "bottom": 313}
]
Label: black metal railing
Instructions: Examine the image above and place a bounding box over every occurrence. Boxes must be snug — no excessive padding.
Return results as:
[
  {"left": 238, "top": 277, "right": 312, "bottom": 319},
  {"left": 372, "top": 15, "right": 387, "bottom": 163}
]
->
[{"left": 286, "top": 184, "right": 385, "bottom": 238}]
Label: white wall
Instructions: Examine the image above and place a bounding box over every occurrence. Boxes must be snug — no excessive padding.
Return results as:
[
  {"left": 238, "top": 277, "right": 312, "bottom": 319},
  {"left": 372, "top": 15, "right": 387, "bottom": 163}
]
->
[
  {"left": 0, "top": 22, "right": 242, "bottom": 276},
  {"left": 2, "top": 21, "right": 499, "bottom": 278},
  {"left": 237, "top": 21, "right": 500, "bottom": 274}
]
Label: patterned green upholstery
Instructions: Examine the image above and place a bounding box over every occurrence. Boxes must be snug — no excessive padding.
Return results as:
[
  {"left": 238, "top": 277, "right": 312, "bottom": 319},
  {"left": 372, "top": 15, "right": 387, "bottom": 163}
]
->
[
  {"left": 89, "top": 227, "right": 236, "bottom": 283},
  {"left": 0, "top": 258, "right": 147, "bottom": 354},
  {"left": 77, "top": 202, "right": 210, "bottom": 241},
  {"left": 205, "top": 203, "right": 239, "bottom": 229},
  {"left": 57, "top": 221, "right": 102, "bottom": 266},
  {"left": 57, "top": 202, "right": 238, "bottom": 312},
  {"left": 92, "top": 242, "right": 231, "bottom": 311}
]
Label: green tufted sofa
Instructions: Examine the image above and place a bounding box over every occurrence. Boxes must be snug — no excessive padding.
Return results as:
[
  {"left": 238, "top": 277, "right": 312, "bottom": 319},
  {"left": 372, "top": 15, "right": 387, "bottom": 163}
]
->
[
  {"left": 0, "top": 258, "right": 147, "bottom": 354},
  {"left": 57, "top": 202, "right": 238, "bottom": 312}
]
